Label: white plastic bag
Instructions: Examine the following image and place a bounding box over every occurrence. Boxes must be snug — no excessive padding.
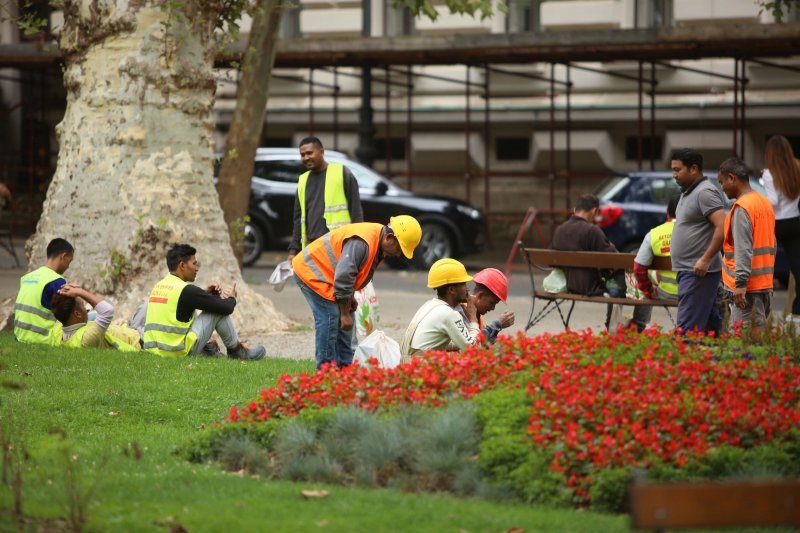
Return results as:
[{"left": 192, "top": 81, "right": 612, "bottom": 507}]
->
[
  {"left": 542, "top": 268, "right": 568, "bottom": 293},
  {"left": 354, "top": 330, "right": 401, "bottom": 369},
  {"left": 354, "top": 281, "right": 380, "bottom": 338},
  {"left": 267, "top": 260, "right": 293, "bottom": 292}
]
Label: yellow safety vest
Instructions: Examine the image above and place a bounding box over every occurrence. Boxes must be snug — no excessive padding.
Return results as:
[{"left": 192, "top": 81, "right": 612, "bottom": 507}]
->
[
  {"left": 14, "top": 266, "right": 64, "bottom": 345},
  {"left": 649, "top": 220, "right": 679, "bottom": 296},
  {"left": 297, "top": 163, "right": 351, "bottom": 249},
  {"left": 62, "top": 324, "right": 140, "bottom": 352},
  {"left": 142, "top": 274, "right": 197, "bottom": 358}
]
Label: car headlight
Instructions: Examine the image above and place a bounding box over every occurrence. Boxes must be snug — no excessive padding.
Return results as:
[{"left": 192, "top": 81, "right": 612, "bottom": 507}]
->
[{"left": 456, "top": 205, "right": 482, "bottom": 220}]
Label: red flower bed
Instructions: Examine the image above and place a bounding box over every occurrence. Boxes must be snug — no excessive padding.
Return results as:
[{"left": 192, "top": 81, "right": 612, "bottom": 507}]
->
[{"left": 227, "top": 328, "right": 800, "bottom": 503}]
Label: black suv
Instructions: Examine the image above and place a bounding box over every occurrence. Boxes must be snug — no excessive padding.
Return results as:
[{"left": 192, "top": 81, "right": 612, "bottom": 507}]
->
[{"left": 236, "top": 148, "right": 486, "bottom": 267}]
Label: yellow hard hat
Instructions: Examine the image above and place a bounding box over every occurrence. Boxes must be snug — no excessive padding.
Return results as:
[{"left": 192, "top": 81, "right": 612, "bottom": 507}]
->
[
  {"left": 389, "top": 215, "right": 422, "bottom": 259},
  {"left": 427, "top": 258, "right": 472, "bottom": 289}
]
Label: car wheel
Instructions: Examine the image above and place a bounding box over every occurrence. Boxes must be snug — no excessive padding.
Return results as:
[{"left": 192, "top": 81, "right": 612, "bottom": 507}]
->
[
  {"left": 413, "top": 222, "right": 454, "bottom": 269},
  {"left": 243, "top": 221, "right": 265, "bottom": 266}
]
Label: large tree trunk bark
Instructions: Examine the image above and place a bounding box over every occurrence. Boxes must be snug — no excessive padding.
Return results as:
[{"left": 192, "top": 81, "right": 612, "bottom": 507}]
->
[
  {"left": 25, "top": 1, "right": 289, "bottom": 338},
  {"left": 218, "top": 0, "right": 284, "bottom": 265}
]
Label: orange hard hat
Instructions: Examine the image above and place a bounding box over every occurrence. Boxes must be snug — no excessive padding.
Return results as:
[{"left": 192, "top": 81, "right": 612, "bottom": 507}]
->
[{"left": 472, "top": 268, "right": 508, "bottom": 303}]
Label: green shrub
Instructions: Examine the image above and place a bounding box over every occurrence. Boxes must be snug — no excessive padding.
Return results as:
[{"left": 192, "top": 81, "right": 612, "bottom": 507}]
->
[
  {"left": 588, "top": 468, "right": 632, "bottom": 513},
  {"left": 473, "top": 386, "right": 570, "bottom": 507}
]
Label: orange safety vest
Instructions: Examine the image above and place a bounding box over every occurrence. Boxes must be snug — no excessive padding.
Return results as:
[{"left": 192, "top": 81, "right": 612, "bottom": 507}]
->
[
  {"left": 722, "top": 191, "right": 776, "bottom": 292},
  {"left": 292, "top": 223, "right": 383, "bottom": 301}
]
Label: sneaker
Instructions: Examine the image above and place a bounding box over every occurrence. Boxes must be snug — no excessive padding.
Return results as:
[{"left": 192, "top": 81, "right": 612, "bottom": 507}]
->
[{"left": 227, "top": 342, "right": 266, "bottom": 361}]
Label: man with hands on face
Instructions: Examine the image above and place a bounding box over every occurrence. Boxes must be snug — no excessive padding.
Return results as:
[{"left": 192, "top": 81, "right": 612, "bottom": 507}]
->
[
  {"left": 143, "top": 243, "right": 266, "bottom": 360},
  {"left": 455, "top": 268, "right": 515, "bottom": 345},
  {"left": 401, "top": 258, "right": 482, "bottom": 359},
  {"left": 717, "top": 158, "right": 776, "bottom": 331}
]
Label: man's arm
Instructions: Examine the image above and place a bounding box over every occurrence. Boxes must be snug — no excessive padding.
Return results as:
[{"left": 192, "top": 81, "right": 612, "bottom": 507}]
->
[
  {"left": 443, "top": 310, "right": 480, "bottom": 351},
  {"left": 333, "top": 237, "right": 370, "bottom": 330},
  {"left": 588, "top": 225, "right": 618, "bottom": 253},
  {"left": 343, "top": 167, "right": 364, "bottom": 223},
  {"left": 288, "top": 193, "right": 302, "bottom": 257},
  {"left": 633, "top": 232, "right": 656, "bottom": 297},
  {"left": 695, "top": 208, "right": 725, "bottom": 276},
  {"left": 176, "top": 285, "right": 236, "bottom": 322},
  {"left": 731, "top": 208, "right": 753, "bottom": 308}
]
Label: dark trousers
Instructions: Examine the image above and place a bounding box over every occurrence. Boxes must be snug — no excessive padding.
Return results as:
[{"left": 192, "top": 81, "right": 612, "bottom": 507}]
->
[
  {"left": 776, "top": 216, "right": 800, "bottom": 315},
  {"left": 676, "top": 270, "right": 722, "bottom": 337}
]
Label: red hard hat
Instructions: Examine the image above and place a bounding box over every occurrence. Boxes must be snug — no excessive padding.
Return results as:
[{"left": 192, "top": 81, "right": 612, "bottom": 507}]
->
[{"left": 472, "top": 268, "right": 508, "bottom": 303}]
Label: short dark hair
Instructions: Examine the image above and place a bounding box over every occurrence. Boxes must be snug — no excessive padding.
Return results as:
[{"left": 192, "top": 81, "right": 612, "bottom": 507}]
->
[
  {"left": 670, "top": 148, "right": 703, "bottom": 172},
  {"left": 473, "top": 283, "right": 492, "bottom": 296},
  {"left": 166, "top": 243, "right": 196, "bottom": 272},
  {"left": 46, "top": 238, "right": 74, "bottom": 258},
  {"left": 50, "top": 292, "right": 76, "bottom": 325},
  {"left": 719, "top": 157, "right": 751, "bottom": 182},
  {"left": 299, "top": 136, "right": 323, "bottom": 149},
  {"left": 574, "top": 194, "right": 599, "bottom": 212},
  {"left": 667, "top": 195, "right": 680, "bottom": 218}
]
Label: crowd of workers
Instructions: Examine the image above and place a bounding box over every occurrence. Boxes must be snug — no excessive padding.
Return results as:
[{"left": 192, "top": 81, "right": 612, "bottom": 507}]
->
[{"left": 12, "top": 136, "right": 800, "bottom": 365}]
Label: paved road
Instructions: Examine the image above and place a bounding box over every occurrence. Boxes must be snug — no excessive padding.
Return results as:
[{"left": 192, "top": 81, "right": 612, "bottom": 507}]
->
[{"left": 0, "top": 244, "right": 788, "bottom": 361}]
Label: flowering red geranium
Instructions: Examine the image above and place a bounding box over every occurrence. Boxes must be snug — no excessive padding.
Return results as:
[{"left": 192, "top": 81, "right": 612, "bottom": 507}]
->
[{"left": 225, "top": 327, "right": 800, "bottom": 504}]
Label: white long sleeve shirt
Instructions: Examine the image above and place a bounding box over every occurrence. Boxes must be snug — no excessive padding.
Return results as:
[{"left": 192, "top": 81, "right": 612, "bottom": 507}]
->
[
  {"left": 762, "top": 169, "right": 800, "bottom": 220},
  {"left": 402, "top": 298, "right": 480, "bottom": 355}
]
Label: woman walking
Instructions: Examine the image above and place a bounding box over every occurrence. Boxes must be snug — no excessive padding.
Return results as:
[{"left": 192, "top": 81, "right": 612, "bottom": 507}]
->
[{"left": 764, "top": 135, "right": 800, "bottom": 325}]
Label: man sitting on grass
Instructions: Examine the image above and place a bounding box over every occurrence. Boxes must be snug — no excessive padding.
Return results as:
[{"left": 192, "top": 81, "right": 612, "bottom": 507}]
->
[
  {"left": 143, "top": 243, "right": 265, "bottom": 360},
  {"left": 51, "top": 285, "right": 140, "bottom": 351}
]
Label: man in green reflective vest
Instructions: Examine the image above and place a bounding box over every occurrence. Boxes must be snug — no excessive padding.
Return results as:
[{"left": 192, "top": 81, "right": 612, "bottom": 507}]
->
[
  {"left": 51, "top": 285, "right": 140, "bottom": 351},
  {"left": 14, "top": 238, "right": 74, "bottom": 345},
  {"left": 143, "top": 243, "right": 265, "bottom": 360},
  {"left": 288, "top": 136, "right": 363, "bottom": 260},
  {"left": 630, "top": 196, "right": 680, "bottom": 331}
]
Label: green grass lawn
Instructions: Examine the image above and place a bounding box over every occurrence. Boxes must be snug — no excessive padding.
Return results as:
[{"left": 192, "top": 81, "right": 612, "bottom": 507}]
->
[{"left": 0, "top": 334, "right": 627, "bottom": 532}]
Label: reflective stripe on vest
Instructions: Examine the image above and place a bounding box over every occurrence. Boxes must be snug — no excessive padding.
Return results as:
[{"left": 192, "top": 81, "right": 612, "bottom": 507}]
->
[
  {"left": 722, "top": 191, "right": 777, "bottom": 292},
  {"left": 62, "top": 325, "right": 140, "bottom": 352},
  {"left": 292, "top": 222, "right": 383, "bottom": 301},
  {"left": 143, "top": 274, "right": 197, "bottom": 357},
  {"left": 648, "top": 220, "right": 679, "bottom": 296},
  {"left": 14, "top": 266, "right": 63, "bottom": 345},
  {"left": 297, "top": 163, "right": 351, "bottom": 249}
]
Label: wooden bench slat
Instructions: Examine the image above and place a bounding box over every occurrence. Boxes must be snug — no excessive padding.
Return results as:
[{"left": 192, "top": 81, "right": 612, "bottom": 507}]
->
[
  {"left": 534, "top": 291, "right": 678, "bottom": 307},
  {"left": 524, "top": 249, "right": 673, "bottom": 272},
  {"left": 630, "top": 480, "right": 800, "bottom": 529}
]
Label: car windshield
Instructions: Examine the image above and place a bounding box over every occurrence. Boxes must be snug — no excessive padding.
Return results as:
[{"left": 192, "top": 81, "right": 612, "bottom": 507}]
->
[
  {"left": 594, "top": 176, "right": 629, "bottom": 200},
  {"left": 331, "top": 159, "right": 392, "bottom": 190}
]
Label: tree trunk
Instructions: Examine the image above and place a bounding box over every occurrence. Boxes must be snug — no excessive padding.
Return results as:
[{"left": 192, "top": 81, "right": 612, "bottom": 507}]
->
[
  {"left": 218, "top": 0, "right": 285, "bottom": 265},
  {"left": 24, "top": 1, "right": 289, "bottom": 338}
]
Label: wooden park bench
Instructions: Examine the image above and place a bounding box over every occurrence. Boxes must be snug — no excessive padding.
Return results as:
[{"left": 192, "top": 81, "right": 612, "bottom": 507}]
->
[
  {"left": 629, "top": 479, "right": 800, "bottom": 531},
  {"left": 518, "top": 244, "right": 678, "bottom": 332}
]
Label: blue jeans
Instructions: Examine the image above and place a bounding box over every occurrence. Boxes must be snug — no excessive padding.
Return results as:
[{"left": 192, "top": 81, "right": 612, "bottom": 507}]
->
[
  {"left": 296, "top": 275, "right": 355, "bottom": 369},
  {"left": 676, "top": 270, "right": 722, "bottom": 337}
]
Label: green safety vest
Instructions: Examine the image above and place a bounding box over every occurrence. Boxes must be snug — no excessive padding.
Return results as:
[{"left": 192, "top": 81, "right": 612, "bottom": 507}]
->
[
  {"left": 649, "top": 220, "right": 679, "bottom": 296},
  {"left": 62, "top": 324, "right": 140, "bottom": 352},
  {"left": 142, "top": 274, "right": 197, "bottom": 358},
  {"left": 14, "top": 266, "right": 64, "bottom": 345},
  {"left": 297, "top": 163, "right": 351, "bottom": 249}
]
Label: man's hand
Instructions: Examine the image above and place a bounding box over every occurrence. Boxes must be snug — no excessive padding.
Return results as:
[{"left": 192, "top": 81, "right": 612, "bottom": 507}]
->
[
  {"left": 499, "top": 310, "right": 515, "bottom": 329},
  {"left": 206, "top": 282, "right": 221, "bottom": 295},
  {"left": 349, "top": 298, "right": 358, "bottom": 313},
  {"left": 464, "top": 295, "right": 478, "bottom": 323},
  {"left": 58, "top": 284, "right": 84, "bottom": 297},
  {"left": 221, "top": 283, "right": 237, "bottom": 299},
  {"left": 733, "top": 287, "right": 748, "bottom": 309},
  {"left": 340, "top": 313, "right": 354, "bottom": 331},
  {"left": 692, "top": 257, "right": 710, "bottom": 277}
]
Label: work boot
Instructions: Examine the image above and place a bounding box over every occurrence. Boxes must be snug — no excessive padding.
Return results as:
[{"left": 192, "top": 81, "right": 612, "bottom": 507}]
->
[
  {"left": 200, "top": 340, "right": 222, "bottom": 357},
  {"left": 227, "top": 342, "right": 266, "bottom": 361}
]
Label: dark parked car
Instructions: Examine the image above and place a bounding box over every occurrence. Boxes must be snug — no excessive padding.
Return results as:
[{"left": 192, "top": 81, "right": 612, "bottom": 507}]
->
[
  {"left": 594, "top": 171, "right": 789, "bottom": 285},
  {"left": 233, "top": 148, "right": 486, "bottom": 267}
]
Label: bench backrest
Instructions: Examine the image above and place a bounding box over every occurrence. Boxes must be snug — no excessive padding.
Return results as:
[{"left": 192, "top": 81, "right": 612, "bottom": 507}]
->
[
  {"left": 630, "top": 480, "right": 800, "bottom": 529},
  {"left": 523, "top": 248, "right": 672, "bottom": 272}
]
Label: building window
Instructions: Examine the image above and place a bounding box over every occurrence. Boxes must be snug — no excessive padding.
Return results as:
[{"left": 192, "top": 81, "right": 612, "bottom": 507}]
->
[
  {"left": 625, "top": 136, "right": 663, "bottom": 161},
  {"left": 374, "top": 138, "right": 406, "bottom": 160},
  {"left": 495, "top": 137, "right": 531, "bottom": 161},
  {"left": 263, "top": 137, "right": 293, "bottom": 148}
]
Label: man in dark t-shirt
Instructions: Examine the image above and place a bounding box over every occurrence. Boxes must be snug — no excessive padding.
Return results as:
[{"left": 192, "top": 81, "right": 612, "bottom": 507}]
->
[{"left": 288, "top": 136, "right": 363, "bottom": 259}]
